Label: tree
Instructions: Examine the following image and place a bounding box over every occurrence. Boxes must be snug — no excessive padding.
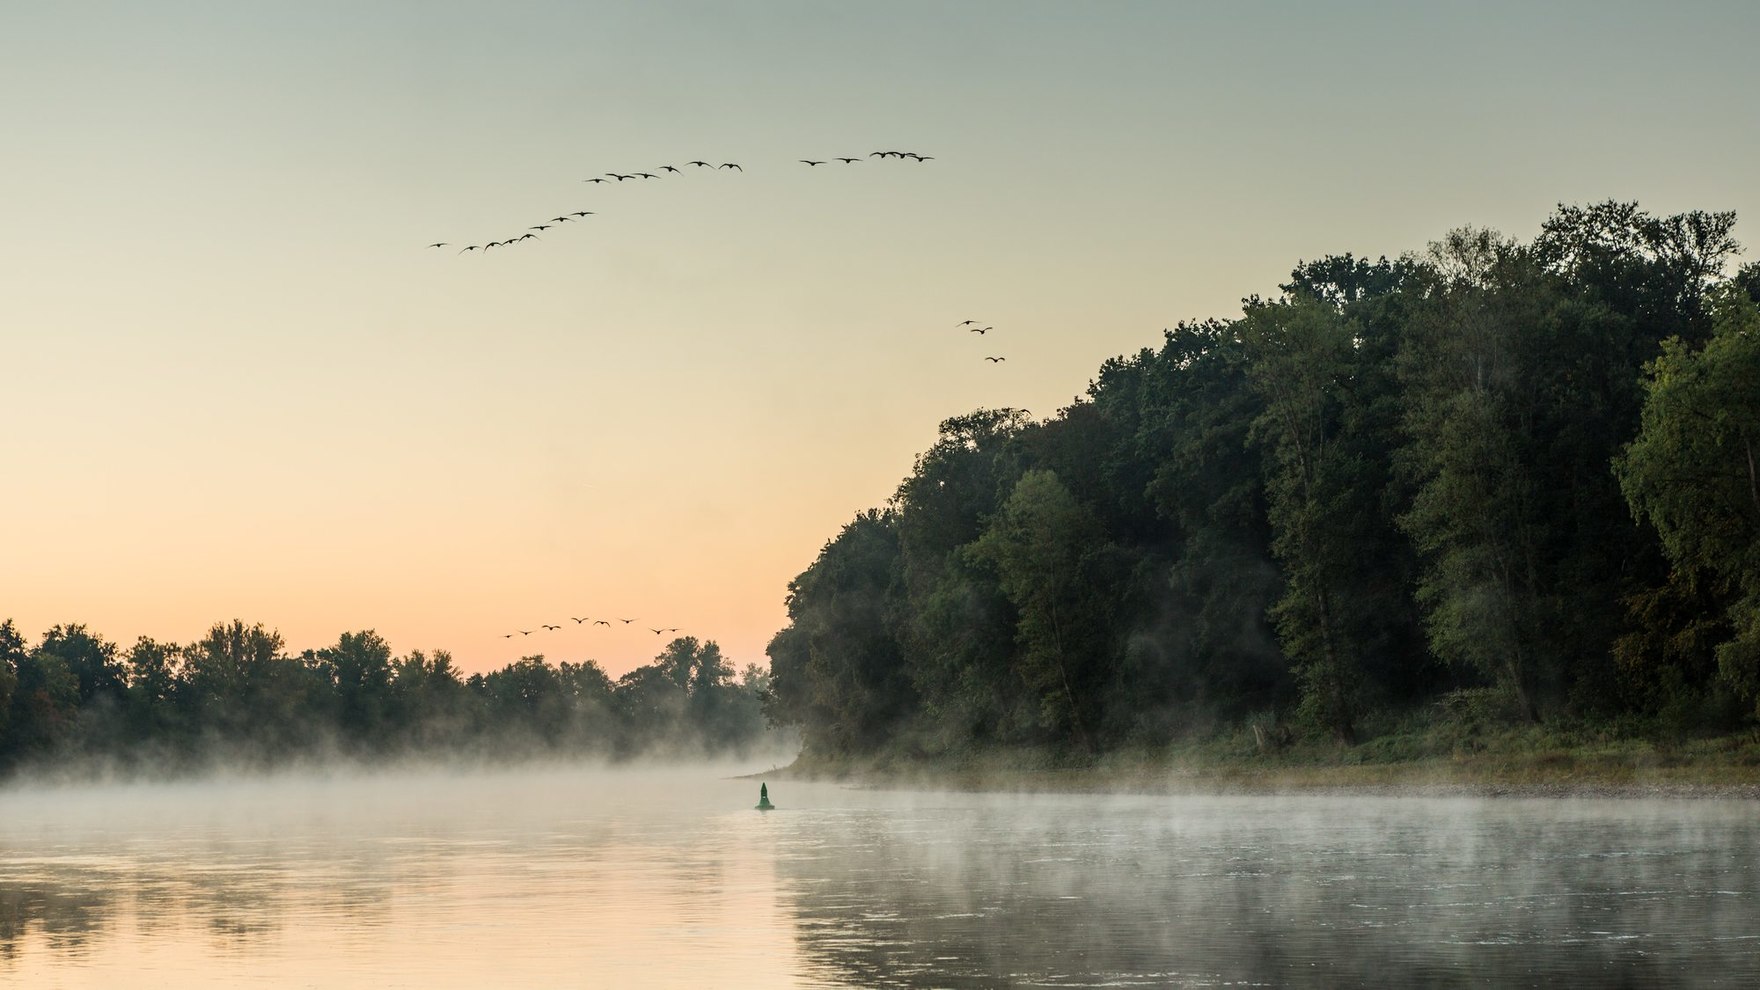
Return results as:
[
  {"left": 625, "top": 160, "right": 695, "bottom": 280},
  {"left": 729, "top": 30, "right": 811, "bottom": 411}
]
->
[
  {"left": 766, "top": 510, "right": 913, "bottom": 754},
  {"left": 966, "top": 469, "right": 1111, "bottom": 751},
  {"left": 1238, "top": 296, "right": 1377, "bottom": 742},
  {"left": 1618, "top": 286, "right": 1760, "bottom": 710},
  {"left": 121, "top": 636, "right": 182, "bottom": 744},
  {"left": 35, "top": 624, "right": 125, "bottom": 705},
  {"left": 0, "top": 620, "right": 22, "bottom": 747},
  {"left": 319, "top": 630, "right": 394, "bottom": 744}
]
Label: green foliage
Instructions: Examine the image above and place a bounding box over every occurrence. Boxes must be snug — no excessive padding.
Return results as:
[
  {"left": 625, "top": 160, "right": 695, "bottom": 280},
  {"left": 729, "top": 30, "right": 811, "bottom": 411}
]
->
[
  {"left": 764, "top": 201, "right": 1757, "bottom": 764},
  {"left": 0, "top": 619, "right": 777, "bottom": 778},
  {"left": 1619, "top": 286, "right": 1760, "bottom": 711},
  {"left": 1238, "top": 296, "right": 1375, "bottom": 742},
  {"left": 966, "top": 469, "right": 1112, "bottom": 749}
]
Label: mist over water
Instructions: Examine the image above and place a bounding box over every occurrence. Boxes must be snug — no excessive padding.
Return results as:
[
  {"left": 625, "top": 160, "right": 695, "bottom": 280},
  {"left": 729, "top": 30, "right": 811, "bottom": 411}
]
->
[{"left": 3, "top": 766, "right": 1757, "bottom": 987}]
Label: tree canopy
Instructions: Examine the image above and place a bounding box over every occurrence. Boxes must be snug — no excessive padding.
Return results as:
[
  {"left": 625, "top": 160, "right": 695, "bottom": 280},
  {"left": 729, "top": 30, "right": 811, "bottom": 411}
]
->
[{"left": 765, "top": 201, "right": 1757, "bottom": 760}]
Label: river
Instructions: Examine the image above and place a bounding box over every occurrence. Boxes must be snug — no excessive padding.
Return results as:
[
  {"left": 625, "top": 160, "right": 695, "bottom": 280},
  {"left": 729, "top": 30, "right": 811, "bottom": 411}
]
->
[{"left": 2, "top": 764, "right": 1756, "bottom": 987}]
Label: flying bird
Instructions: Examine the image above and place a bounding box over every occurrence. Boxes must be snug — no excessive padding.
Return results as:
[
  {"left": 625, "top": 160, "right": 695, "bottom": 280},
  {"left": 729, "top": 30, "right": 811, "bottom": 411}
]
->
[
  {"left": 985, "top": 356, "right": 1006, "bottom": 363},
  {"left": 459, "top": 245, "right": 480, "bottom": 254},
  {"left": 571, "top": 617, "right": 590, "bottom": 624},
  {"left": 956, "top": 320, "right": 978, "bottom": 326},
  {"left": 570, "top": 211, "right": 594, "bottom": 217},
  {"left": 799, "top": 159, "right": 825, "bottom": 166},
  {"left": 618, "top": 618, "right": 635, "bottom": 624},
  {"left": 550, "top": 216, "right": 572, "bottom": 223},
  {"left": 502, "top": 633, "right": 514, "bottom": 639},
  {"left": 836, "top": 157, "right": 859, "bottom": 164},
  {"left": 688, "top": 161, "right": 712, "bottom": 168},
  {"left": 518, "top": 233, "right": 538, "bottom": 241},
  {"left": 635, "top": 172, "right": 658, "bottom": 179},
  {"left": 529, "top": 225, "right": 551, "bottom": 231},
  {"left": 594, "top": 619, "right": 612, "bottom": 626},
  {"left": 584, "top": 177, "right": 608, "bottom": 183},
  {"left": 542, "top": 624, "right": 561, "bottom": 631},
  {"left": 719, "top": 162, "right": 742, "bottom": 170},
  {"left": 608, "top": 173, "right": 632, "bottom": 181},
  {"left": 649, "top": 628, "right": 665, "bottom": 635},
  {"left": 427, "top": 243, "right": 448, "bottom": 249},
  {"left": 660, "top": 165, "right": 680, "bottom": 173},
  {"left": 518, "top": 629, "right": 534, "bottom": 636},
  {"left": 969, "top": 327, "right": 987, "bottom": 334}
]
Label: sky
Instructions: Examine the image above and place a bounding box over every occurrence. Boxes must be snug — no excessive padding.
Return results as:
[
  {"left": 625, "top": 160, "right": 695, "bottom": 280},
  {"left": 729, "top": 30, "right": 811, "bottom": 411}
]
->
[{"left": 3, "top": 1, "right": 1757, "bottom": 677}]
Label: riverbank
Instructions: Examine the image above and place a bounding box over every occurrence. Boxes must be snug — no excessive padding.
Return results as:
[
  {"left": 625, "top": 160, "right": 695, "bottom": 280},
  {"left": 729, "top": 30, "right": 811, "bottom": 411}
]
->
[{"left": 762, "top": 725, "right": 1760, "bottom": 800}]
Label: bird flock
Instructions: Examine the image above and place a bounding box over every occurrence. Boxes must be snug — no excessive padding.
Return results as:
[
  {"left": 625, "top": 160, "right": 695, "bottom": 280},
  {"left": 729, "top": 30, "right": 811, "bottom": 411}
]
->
[
  {"left": 956, "top": 319, "right": 1010, "bottom": 364},
  {"left": 501, "top": 615, "right": 682, "bottom": 639},
  {"left": 426, "top": 150, "right": 935, "bottom": 257},
  {"left": 451, "top": 147, "right": 1021, "bottom": 658}
]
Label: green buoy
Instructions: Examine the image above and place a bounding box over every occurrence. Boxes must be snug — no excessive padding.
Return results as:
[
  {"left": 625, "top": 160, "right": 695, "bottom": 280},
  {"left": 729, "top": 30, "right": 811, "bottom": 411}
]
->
[{"left": 755, "top": 782, "right": 775, "bottom": 811}]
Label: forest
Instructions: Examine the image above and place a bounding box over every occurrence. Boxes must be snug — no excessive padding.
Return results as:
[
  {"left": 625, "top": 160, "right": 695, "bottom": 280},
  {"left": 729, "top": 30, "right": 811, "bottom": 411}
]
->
[
  {"left": 764, "top": 201, "right": 1760, "bottom": 762},
  {"left": 0, "top": 621, "right": 775, "bottom": 776}
]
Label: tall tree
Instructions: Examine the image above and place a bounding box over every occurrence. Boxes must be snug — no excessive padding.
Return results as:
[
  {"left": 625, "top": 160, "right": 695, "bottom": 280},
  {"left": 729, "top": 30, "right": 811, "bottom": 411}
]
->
[
  {"left": 1618, "top": 286, "right": 1760, "bottom": 710},
  {"left": 967, "top": 469, "right": 1114, "bottom": 751},
  {"left": 1238, "top": 296, "right": 1376, "bottom": 742}
]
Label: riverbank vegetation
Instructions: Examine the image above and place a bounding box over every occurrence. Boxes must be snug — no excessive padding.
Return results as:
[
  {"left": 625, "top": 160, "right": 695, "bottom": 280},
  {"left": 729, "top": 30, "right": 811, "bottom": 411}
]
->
[
  {"left": 764, "top": 201, "right": 1760, "bottom": 783},
  {"left": 0, "top": 621, "right": 776, "bottom": 777}
]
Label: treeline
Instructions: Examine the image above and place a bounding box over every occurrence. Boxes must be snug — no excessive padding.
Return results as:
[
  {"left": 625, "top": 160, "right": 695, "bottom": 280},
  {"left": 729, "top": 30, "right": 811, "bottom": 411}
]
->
[
  {"left": 765, "top": 201, "right": 1760, "bottom": 759},
  {"left": 0, "top": 619, "right": 777, "bottom": 776}
]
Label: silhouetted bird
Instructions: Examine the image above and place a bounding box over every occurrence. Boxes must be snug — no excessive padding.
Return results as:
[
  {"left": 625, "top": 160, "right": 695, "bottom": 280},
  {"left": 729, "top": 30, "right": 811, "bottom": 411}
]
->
[
  {"left": 985, "top": 356, "right": 1006, "bottom": 363},
  {"left": 836, "top": 157, "right": 859, "bottom": 164},
  {"left": 957, "top": 320, "right": 978, "bottom": 326},
  {"left": 570, "top": 211, "right": 594, "bottom": 217},
  {"left": 618, "top": 618, "right": 635, "bottom": 624},
  {"left": 800, "top": 160, "right": 825, "bottom": 166},
  {"left": 584, "top": 177, "right": 608, "bottom": 183},
  {"left": 660, "top": 165, "right": 680, "bottom": 173},
  {"left": 502, "top": 633, "right": 514, "bottom": 638},
  {"left": 518, "top": 629, "right": 534, "bottom": 636},
  {"left": 906, "top": 154, "right": 934, "bottom": 162},
  {"left": 571, "top": 617, "right": 589, "bottom": 624},
  {"left": 542, "top": 624, "right": 561, "bottom": 631},
  {"left": 459, "top": 245, "right": 480, "bottom": 254},
  {"left": 650, "top": 628, "right": 665, "bottom": 635},
  {"left": 719, "top": 163, "right": 742, "bottom": 170},
  {"left": 970, "top": 327, "right": 987, "bottom": 334},
  {"left": 635, "top": 172, "right": 657, "bottom": 179},
  {"left": 594, "top": 619, "right": 611, "bottom": 626},
  {"left": 518, "top": 233, "right": 538, "bottom": 241},
  {"left": 427, "top": 243, "right": 448, "bottom": 249},
  {"left": 530, "top": 225, "right": 551, "bottom": 231},
  {"left": 609, "top": 173, "right": 632, "bottom": 181},
  {"left": 551, "top": 216, "right": 572, "bottom": 223},
  {"left": 688, "top": 161, "right": 712, "bottom": 168}
]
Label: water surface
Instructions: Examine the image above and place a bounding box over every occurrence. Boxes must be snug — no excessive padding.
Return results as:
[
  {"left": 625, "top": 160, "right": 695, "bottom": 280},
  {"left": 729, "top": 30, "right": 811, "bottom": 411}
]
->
[{"left": 2, "top": 766, "right": 1756, "bottom": 987}]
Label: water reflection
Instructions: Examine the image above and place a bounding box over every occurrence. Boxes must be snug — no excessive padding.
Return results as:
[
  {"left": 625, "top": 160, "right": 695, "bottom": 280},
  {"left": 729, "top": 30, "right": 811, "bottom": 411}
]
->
[
  {"left": 2, "top": 773, "right": 1757, "bottom": 988},
  {"left": 772, "top": 795, "right": 1760, "bottom": 987}
]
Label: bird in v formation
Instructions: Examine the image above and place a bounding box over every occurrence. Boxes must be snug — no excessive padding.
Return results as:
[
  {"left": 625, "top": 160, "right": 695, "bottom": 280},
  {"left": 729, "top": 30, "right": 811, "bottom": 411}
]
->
[{"left": 434, "top": 149, "right": 932, "bottom": 254}]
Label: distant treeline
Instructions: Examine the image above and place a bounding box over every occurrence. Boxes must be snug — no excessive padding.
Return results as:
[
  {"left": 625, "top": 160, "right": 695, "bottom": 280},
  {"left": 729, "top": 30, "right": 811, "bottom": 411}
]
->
[
  {"left": 0, "top": 620, "right": 776, "bottom": 775},
  {"left": 764, "top": 201, "right": 1760, "bottom": 758}
]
